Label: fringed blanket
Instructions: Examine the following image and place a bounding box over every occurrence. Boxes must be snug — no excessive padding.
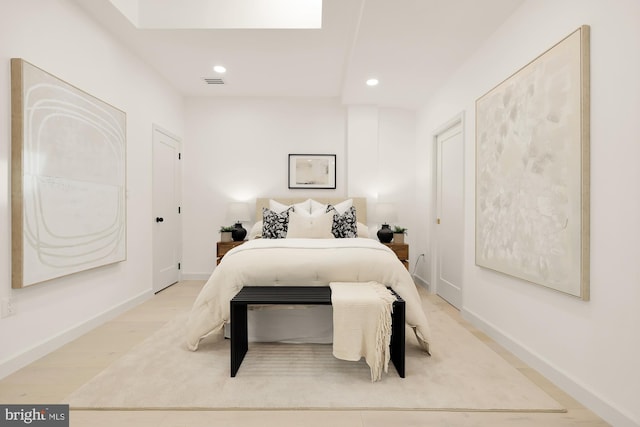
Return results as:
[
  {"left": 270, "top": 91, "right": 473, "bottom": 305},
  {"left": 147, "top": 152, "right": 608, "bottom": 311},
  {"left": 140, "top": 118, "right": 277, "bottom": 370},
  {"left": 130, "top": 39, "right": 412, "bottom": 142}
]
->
[{"left": 330, "top": 281, "right": 396, "bottom": 382}]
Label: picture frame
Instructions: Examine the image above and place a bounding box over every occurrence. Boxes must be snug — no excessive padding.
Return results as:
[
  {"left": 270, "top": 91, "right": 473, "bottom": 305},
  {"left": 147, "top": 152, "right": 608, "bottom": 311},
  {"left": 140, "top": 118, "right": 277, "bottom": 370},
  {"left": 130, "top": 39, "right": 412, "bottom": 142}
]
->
[
  {"left": 288, "top": 154, "right": 336, "bottom": 189},
  {"left": 11, "top": 58, "right": 127, "bottom": 288},
  {"left": 475, "top": 26, "right": 590, "bottom": 300}
]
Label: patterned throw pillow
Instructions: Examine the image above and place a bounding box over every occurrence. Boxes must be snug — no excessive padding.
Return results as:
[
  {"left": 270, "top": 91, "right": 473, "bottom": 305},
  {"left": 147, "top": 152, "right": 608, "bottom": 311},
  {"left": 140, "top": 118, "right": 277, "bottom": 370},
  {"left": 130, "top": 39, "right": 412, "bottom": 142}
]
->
[
  {"left": 326, "top": 205, "right": 357, "bottom": 238},
  {"left": 262, "top": 207, "right": 292, "bottom": 239}
]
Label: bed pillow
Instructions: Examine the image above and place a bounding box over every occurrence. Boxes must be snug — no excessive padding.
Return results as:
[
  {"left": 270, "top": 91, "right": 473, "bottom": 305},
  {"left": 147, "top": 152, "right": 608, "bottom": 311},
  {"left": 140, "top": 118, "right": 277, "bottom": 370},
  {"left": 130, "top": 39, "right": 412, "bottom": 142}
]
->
[
  {"left": 286, "top": 211, "right": 335, "bottom": 239},
  {"left": 269, "top": 199, "right": 289, "bottom": 213},
  {"left": 357, "top": 222, "right": 370, "bottom": 238},
  {"left": 295, "top": 199, "right": 313, "bottom": 213},
  {"left": 248, "top": 221, "right": 263, "bottom": 239},
  {"left": 310, "top": 199, "right": 328, "bottom": 215},
  {"left": 296, "top": 199, "right": 329, "bottom": 218},
  {"left": 330, "top": 199, "right": 353, "bottom": 215},
  {"left": 262, "top": 207, "right": 292, "bottom": 239},
  {"left": 326, "top": 204, "right": 358, "bottom": 238},
  {"left": 269, "top": 199, "right": 311, "bottom": 215}
]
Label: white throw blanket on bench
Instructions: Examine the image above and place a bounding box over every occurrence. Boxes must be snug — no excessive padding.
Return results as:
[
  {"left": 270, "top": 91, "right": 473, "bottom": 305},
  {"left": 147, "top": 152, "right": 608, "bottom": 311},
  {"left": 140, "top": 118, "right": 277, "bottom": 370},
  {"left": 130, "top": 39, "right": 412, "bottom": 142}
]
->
[{"left": 330, "top": 281, "right": 396, "bottom": 382}]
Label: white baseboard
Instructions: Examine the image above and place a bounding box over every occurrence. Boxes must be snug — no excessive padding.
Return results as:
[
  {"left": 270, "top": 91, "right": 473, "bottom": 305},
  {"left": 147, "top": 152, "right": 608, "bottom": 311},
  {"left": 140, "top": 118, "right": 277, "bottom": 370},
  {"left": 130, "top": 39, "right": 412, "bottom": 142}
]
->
[
  {"left": 0, "top": 290, "right": 153, "bottom": 380},
  {"left": 181, "top": 273, "right": 212, "bottom": 281},
  {"left": 412, "top": 274, "right": 431, "bottom": 292},
  {"left": 463, "top": 307, "right": 638, "bottom": 427}
]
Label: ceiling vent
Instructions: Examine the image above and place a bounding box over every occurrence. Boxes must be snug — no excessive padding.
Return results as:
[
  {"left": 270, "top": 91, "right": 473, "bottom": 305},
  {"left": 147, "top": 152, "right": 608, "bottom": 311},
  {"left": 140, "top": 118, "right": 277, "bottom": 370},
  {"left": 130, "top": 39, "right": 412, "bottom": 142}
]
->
[{"left": 203, "top": 77, "right": 225, "bottom": 85}]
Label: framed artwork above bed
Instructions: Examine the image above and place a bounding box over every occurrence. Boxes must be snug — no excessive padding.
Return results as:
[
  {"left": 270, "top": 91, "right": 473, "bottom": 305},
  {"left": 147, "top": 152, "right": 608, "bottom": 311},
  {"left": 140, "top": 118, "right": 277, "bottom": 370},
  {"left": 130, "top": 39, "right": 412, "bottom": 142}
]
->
[{"left": 288, "top": 154, "right": 336, "bottom": 189}]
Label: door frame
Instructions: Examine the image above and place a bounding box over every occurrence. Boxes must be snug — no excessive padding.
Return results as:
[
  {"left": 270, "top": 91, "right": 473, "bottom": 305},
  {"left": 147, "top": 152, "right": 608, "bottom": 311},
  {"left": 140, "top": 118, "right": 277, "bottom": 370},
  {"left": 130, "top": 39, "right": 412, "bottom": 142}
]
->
[
  {"left": 431, "top": 112, "right": 465, "bottom": 308},
  {"left": 152, "top": 124, "right": 182, "bottom": 293}
]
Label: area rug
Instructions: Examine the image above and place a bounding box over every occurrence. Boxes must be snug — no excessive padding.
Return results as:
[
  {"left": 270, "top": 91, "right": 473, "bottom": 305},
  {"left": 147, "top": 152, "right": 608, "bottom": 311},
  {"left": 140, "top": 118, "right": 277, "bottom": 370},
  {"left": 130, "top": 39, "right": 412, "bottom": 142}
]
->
[{"left": 66, "top": 299, "right": 564, "bottom": 412}]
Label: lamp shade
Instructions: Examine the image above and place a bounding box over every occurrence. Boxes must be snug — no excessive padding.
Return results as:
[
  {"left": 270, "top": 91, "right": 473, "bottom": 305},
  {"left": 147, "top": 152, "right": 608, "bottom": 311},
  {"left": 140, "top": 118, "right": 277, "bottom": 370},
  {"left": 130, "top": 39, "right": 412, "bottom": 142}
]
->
[
  {"left": 226, "top": 202, "right": 251, "bottom": 223},
  {"left": 374, "top": 203, "right": 398, "bottom": 225}
]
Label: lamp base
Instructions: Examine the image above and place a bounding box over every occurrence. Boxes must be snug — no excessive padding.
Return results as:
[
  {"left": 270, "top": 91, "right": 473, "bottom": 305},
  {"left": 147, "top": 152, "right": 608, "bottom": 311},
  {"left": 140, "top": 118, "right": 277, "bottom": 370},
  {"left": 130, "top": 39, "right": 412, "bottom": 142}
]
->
[
  {"left": 232, "top": 222, "right": 247, "bottom": 241},
  {"left": 377, "top": 224, "right": 393, "bottom": 243}
]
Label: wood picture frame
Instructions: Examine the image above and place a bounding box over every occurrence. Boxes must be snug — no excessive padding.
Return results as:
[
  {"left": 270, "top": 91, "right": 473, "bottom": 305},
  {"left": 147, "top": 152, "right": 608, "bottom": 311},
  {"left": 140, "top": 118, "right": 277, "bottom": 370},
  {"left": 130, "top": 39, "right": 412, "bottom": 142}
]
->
[
  {"left": 475, "top": 26, "right": 590, "bottom": 300},
  {"left": 288, "top": 154, "right": 336, "bottom": 189},
  {"left": 11, "top": 58, "right": 127, "bottom": 288}
]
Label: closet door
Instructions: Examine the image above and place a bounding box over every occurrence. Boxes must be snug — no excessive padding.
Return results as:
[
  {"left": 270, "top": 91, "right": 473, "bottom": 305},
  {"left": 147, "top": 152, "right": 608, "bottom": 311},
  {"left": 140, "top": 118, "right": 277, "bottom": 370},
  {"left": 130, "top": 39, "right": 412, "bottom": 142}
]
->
[
  {"left": 434, "top": 116, "right": 464, "bottom": 309},
  {"left": 152, "top": 126, "right": 181, "bottom": 293}
]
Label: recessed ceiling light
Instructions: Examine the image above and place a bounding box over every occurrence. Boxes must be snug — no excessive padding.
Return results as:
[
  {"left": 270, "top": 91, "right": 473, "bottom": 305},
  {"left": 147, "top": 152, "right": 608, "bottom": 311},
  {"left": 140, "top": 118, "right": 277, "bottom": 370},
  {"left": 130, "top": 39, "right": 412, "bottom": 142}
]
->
[
  {"left": 213, "top": 65, "right": 226, "bottom": 74},
  {"left": 366, "top": 78, "right": 379, "bottom": 86}
]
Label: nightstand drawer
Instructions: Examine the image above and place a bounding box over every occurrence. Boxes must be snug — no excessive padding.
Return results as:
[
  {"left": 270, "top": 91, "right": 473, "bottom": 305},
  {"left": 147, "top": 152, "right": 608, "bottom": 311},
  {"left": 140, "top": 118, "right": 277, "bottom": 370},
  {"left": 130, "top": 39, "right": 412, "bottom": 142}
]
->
[
  {"left": 383, "top": 243, "right": 409, "bottom": 270},
  {"left": 217, "top": 240, "right": 246, "bottom": 264},
  {"left": 385, "top": 244, "right": 408, "bottom": 260}
]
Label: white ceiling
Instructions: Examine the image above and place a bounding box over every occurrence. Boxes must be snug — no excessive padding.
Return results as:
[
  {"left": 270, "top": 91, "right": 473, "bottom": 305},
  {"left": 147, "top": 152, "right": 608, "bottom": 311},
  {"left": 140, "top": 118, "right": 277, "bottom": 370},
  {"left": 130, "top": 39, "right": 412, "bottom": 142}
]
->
[{"left": 73, "top": 0, "right": 524, "bottom": 109}]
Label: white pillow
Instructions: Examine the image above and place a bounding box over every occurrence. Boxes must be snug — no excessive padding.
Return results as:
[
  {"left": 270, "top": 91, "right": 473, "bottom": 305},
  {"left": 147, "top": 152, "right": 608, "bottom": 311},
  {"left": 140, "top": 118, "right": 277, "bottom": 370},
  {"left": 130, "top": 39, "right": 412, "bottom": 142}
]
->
[
  {"left": 269, "top": 199, "right": 290, "bottom": 213},
  {"left": 248, "top": 221, "right": 263, "bottom": 239},
  {"left": 269, "top": 199, "right": 311, "bottom": 214},
  {"left": 295, "top": 199, "right": 312, "bottom": 213},
  {"left": 330, "top": 199, "right": 353, "bottom": 215},
  {"left": 297, "top": 199, "right": 329, "bottom": 218},
  {"left": 310, "top": 199, "right": 328, "bottom": 214},
  {"left": 357, "top": 222, "right": 369, "bottom": 238},
  {"left": 286, "top": 211, "right": 335, "bottom": 239}
]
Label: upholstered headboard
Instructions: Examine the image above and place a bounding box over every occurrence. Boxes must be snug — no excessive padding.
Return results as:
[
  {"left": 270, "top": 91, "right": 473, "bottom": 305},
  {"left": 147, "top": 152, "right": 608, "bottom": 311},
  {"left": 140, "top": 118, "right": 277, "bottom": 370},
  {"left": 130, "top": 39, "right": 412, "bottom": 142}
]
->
[{"left": 255, "top": 197, "right": 367, "bottom": 223}]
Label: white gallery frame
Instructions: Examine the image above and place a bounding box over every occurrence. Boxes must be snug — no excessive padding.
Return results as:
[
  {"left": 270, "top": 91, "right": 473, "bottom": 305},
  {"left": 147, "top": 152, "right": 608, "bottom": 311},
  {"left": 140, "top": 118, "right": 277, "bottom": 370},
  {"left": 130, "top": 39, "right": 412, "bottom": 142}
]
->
[{"left": 475, "top": 26, "right": 590, "bottom": 300}]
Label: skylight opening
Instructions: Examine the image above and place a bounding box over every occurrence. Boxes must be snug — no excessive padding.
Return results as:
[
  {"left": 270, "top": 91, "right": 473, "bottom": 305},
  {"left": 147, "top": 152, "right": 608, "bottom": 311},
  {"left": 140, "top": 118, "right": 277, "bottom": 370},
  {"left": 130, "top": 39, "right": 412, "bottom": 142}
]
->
[{"left": 110, "top": 0, "right": 323, "bottom": 29}]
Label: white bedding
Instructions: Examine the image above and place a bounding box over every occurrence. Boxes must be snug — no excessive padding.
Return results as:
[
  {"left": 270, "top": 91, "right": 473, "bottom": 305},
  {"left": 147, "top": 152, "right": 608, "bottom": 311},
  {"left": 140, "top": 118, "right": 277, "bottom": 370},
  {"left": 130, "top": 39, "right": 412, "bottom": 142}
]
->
[{"left": 185, "top": 238, "right": 432, "bottom": 353}]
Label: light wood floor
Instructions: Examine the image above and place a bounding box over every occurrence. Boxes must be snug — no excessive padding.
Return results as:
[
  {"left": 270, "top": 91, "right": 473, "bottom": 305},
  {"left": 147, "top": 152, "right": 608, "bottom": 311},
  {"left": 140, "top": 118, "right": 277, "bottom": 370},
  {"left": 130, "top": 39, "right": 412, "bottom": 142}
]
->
[{"left": 0, "top": 280, "right": 609, "bottom": 427}]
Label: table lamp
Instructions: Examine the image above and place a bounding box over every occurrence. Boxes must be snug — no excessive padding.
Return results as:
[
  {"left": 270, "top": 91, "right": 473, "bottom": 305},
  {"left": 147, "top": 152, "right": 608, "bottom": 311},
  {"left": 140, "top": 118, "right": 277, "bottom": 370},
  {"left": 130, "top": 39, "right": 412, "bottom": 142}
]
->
[
  {"left": 374, "top": 203, "right": 398, "bottom": 243},
  {"left": 227, "top": 202, "right": 251, "bottom": 241}
]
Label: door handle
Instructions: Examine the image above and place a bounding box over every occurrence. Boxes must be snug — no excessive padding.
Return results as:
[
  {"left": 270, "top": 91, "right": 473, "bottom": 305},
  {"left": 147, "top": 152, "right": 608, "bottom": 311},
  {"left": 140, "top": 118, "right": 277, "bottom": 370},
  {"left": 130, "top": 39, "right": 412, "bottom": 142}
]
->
[{"left": 156, "top": 217, "right": 164, "bottom": 223}]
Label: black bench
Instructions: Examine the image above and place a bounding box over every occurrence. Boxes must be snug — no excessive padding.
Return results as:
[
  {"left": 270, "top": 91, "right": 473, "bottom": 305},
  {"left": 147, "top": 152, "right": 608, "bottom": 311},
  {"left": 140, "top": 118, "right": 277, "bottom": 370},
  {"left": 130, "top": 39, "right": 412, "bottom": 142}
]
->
[{"left": 230, "top": 285, "right": 405, "bottom": 378}]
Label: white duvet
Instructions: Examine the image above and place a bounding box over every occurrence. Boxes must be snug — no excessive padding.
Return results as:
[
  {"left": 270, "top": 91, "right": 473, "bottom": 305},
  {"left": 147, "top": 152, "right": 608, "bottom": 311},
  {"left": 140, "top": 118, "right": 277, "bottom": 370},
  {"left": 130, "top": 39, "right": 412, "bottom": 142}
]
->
[{"left": 185, "top": 238, "right": 432, "bottom": 353}]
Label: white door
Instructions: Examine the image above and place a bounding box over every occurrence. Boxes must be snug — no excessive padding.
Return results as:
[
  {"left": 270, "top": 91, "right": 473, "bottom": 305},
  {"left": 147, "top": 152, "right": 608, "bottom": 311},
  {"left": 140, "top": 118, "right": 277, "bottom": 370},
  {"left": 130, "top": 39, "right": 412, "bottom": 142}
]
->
[
  {"left": 152, "top": 126, "right": 181, "bottom": 293},
  {"left": 434, "top": 116, "right": 464, "bottom": 309}
]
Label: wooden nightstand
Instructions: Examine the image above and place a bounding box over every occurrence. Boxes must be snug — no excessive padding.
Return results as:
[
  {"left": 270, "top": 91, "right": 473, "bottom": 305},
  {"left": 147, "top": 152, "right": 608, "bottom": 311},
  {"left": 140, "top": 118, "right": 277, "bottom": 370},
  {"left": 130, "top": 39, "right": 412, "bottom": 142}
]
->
[
  {"left": 383, "top": 243, "right": 409, "bottom": 270},
  {"left": 217, "top": 240, "right": 246, "bottom": 265}
]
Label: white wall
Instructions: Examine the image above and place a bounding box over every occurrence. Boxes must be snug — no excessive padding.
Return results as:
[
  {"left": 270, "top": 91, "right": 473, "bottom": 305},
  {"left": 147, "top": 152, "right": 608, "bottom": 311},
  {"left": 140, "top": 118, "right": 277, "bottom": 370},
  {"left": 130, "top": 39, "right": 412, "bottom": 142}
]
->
[
  {"left": 0, "top": 0, "right": 184, "bottom": 377},
  {"left": 346, "top": 106, "right": 379, "bottom": 204},
  {"left": 347, "top": 106, "right": 418, "bottom": 238},
  {"left": 181, "top": 98, "right": 418, "bottom": 277},
  {"left": 182, "top": 97, "right": 347, "bottom": 276},
  {"left": 415, "top": 1, "right": 640, "bottom": 425}
]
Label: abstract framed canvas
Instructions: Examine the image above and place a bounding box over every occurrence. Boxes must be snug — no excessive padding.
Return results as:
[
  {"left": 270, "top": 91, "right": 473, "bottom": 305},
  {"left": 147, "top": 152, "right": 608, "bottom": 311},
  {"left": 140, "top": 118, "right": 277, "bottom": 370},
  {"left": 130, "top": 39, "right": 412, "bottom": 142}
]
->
[
  {"left": 288, "top": 154, "right": 336, "bottom": 189},
  {"left": 475, "top": 26, "right": 590, "bottom": 299},
  {"left": 11, "top": 58, "right": 127, "bottom": 288}
]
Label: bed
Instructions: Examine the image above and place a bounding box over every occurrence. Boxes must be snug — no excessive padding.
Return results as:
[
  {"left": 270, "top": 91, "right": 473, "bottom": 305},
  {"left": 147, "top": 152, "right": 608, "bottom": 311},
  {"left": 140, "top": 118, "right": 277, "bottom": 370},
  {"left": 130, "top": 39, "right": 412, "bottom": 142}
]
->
[{"left": 185, "top": 197, "right": 432, "bottom": 354}]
